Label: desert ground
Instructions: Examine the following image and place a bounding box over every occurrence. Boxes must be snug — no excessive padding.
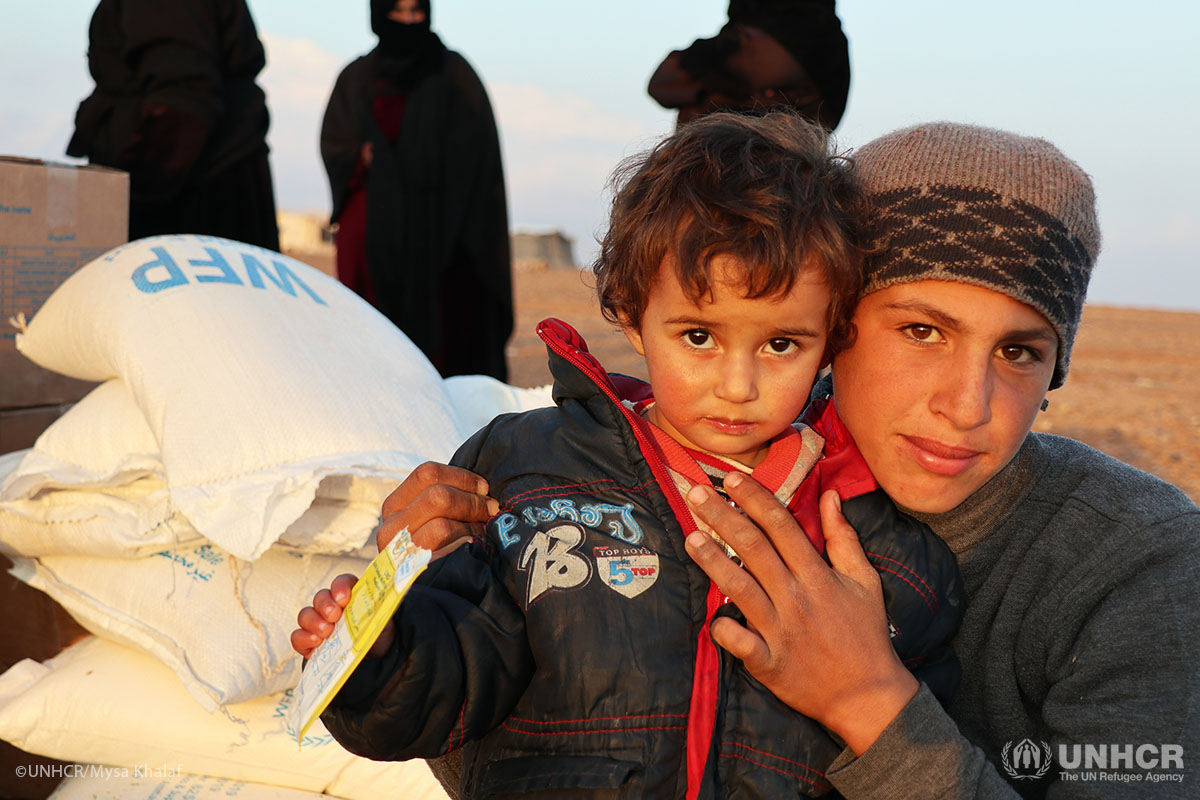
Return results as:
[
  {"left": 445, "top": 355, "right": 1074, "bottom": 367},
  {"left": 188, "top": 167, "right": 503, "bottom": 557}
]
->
[{"left": 292, "top": 252, "right": 1200, "bottom": 503}]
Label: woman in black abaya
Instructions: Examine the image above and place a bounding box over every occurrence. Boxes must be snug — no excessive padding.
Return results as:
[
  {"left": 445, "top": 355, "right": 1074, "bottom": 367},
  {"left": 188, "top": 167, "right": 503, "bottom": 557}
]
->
[{"left": 321, "top": 0, "right": 513, "bottom": 380}]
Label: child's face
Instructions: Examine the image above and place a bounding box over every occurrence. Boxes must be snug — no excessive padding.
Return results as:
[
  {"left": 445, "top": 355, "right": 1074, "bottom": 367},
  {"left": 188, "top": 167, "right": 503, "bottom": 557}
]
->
[{"left": 623, "top": 254, "right": 831, "bottom": 468}]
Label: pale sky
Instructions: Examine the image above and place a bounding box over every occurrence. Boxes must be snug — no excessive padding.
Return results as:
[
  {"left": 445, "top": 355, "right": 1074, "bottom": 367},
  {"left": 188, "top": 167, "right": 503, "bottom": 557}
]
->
[{"left": 2, "top": 1, "right": 1197, "bottom": 311}]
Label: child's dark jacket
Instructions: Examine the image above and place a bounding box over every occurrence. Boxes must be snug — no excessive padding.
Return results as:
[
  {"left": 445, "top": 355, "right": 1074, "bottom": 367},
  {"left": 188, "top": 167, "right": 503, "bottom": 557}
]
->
[{"left": 322, "top": 320, "right": 964, "bottom": 799}]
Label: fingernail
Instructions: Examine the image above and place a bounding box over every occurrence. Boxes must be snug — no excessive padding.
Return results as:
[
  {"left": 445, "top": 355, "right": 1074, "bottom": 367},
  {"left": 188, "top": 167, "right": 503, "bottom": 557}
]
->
[
  {"left": 687, "top": 485, "right": 711, "bottom": 504},
  {"left": 725, "top": 473, "right": 744, "bottom": 488},
  {"left": 486, "top": 498, "right": 500, "bottom": 516},
  {"left": 685, "top": 532, "right": 708, "bottom": 551},
  {"left": 476, "top": 479, "right": 490, "bottom": 495}
]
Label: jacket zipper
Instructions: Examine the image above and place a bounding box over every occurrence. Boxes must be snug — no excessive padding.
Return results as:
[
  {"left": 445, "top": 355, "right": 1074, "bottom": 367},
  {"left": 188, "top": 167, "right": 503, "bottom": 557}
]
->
[{"left": 537, "top": 319, "right": 723, "bottom": 800}]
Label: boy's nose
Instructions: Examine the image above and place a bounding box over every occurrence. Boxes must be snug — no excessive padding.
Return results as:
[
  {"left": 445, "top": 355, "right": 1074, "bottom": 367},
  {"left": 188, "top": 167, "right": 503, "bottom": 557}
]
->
[{"left": 929, "top": 354, "right": 993, "bottom": 429}]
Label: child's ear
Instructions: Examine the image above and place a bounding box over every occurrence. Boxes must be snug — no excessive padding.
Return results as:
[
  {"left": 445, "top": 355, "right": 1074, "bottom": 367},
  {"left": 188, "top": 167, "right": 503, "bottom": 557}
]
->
[{"left": 619, "top": 316, "right": 646, "bottom": 356}]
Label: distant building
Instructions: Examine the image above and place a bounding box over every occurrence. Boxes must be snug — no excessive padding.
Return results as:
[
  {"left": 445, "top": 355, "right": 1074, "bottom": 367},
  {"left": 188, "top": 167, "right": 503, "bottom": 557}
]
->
[
  {"left": 277, "top": 211, "right": 334, "bottom": 255},
  {"left": 511, "top": 230, "right": 576, "bottom": 272},
  {"left": 278, "top": 218, "right": 577, "bottom": 276}
]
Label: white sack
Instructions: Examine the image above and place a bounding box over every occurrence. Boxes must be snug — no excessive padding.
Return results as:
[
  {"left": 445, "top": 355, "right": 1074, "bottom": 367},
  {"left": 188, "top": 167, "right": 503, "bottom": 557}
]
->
[
  {"left": 443, "top": 375, "right": 554, "bottom": 434},
  {"left": 15, "top": 235, "right": 465, "bottom": 560},
  {"left": 1, "top": 458, "right": 383, "bottom": 565},
  {"left": 0, "top": 480, "right": 382, "bottom": 560},
  {"left": 0, "top": 637, "right": 448, "bottom": 799},
  {"left": 49, "top": 771, "right": 334, "bottom": 800},
  {"left": 1, "top": 444, "right": 195, "bottom": 559},
  {"left": 0, "top": 449, "right": 25, "bottom": 478},
  {"left": 0, "top": 479, "right": 199, "bottom": 559},
  {"left": 0, "top": 477, "right": 381, "bottom": 561},
  {"left": 0, "top": 381, "right": 394, "bottom": 559},
  {"left": 10, "top": 544, "right": 371, "bottom": 709},
  {"left": 0, "top": 381, "right": 162, "bottom": 499}
]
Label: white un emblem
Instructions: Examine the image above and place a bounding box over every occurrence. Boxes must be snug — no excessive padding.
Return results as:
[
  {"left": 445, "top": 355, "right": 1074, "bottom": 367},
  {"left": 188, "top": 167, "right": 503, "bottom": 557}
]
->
[{"left": 1001, "top": 739, "right": 1052, "bottom": 780}]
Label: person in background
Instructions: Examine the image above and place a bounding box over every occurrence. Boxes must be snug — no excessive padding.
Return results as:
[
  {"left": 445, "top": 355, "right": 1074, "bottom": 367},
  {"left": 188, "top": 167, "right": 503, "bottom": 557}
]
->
[
  {"left": 67, "top": 0, "right": 279, "bottom": 251},
  {"left": 321, "top": 0, "right": 513, "bottom": 381},
  {"left": 648, "top": 0, "right": 851, "bottom": 130}
]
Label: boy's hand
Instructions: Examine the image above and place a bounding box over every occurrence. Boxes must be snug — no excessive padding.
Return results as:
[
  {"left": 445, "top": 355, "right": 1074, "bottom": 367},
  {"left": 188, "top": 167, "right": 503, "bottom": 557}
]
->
[
  {"left": 291, "top": 573, "right": 395, "bottom": 660},
  {"left": 684, "top": 476, "right": 918, "bottom": 756},
  {"left": 377, "top": 462, "right": 499, "bottom": 554}
]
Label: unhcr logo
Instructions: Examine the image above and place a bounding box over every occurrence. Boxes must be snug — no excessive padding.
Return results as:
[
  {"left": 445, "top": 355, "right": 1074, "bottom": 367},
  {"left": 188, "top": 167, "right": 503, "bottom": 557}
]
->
[
  {"left": 1001, "top": 740, "right": 1186, "bottom": 785},
  {"left": 1002, "top": 739, "right": 1052, "bottom": 780}
]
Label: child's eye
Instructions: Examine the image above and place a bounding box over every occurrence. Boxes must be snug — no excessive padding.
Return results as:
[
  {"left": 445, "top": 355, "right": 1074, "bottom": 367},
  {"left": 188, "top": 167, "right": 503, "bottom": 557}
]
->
[
  {"left": 684, "top": 329, "right": 713, "bottom": 348},
  {"left": 765, "top": 337, "right": 798, "bottom": 354}
]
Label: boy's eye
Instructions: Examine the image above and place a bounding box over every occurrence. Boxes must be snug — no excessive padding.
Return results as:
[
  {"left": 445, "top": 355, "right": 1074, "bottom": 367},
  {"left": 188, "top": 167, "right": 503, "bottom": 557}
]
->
[
  {"left": 684, "top": 330, "right": 713, "bottom": 348},
  {"left": 997, "top": 344, "right": 1041, "bottom": 364},
  {"left": 903, "top": 324, "right": 944, "bottom": 343},
  {"left": 766, "top": 337, "right": 797, "bottom": 354}
]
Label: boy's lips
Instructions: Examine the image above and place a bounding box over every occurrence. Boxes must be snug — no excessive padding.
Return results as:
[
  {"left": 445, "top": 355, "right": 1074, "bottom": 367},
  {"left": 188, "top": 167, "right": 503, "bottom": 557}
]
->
[{"left": 901, "top": 435, "right": 984, "bottom": 477}]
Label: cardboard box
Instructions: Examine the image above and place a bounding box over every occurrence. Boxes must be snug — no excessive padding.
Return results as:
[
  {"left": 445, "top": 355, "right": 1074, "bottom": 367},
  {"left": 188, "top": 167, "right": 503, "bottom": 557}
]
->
[{"left": 0, "top": 157, "right": 128, "bottom": 411}]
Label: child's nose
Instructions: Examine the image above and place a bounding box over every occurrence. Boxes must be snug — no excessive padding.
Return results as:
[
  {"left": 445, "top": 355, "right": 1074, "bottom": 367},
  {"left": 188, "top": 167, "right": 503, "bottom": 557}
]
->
[{"left": 714, "top": 356, "right": 758, "bottom": 403}]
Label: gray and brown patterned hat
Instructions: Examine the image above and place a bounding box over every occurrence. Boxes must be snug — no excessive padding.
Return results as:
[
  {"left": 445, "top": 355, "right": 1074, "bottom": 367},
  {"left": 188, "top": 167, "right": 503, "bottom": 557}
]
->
[{"left": 853, "top": 122, "right": 1101, "bottom": 389}]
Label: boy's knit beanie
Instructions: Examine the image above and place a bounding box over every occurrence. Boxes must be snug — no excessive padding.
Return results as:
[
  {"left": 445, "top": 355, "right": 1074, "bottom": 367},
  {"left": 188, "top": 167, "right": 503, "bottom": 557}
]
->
[{"left": 852, "top": 122, "right": 1100, "bottom": 389}]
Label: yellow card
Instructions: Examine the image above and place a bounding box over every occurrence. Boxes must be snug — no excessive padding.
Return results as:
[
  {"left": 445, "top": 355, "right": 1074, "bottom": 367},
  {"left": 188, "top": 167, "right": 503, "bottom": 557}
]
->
[{"left": 290, "top": 527, "right": 431, "bottom": 742}]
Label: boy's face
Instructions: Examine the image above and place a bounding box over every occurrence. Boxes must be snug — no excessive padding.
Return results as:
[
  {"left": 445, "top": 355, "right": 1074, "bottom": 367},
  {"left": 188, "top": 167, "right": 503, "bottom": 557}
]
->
[
  {"left": 831, "top": 280, "right": 1057, "bottom": 513},
  {"left": 623, "top": 254, "right": 831, "bottom": 468}
]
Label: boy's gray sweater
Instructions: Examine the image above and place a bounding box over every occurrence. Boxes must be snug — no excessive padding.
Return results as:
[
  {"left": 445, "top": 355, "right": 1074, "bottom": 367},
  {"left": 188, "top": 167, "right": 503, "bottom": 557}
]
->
[{"left": 828, "top": 433, "right": 1200, "bottom": 799}]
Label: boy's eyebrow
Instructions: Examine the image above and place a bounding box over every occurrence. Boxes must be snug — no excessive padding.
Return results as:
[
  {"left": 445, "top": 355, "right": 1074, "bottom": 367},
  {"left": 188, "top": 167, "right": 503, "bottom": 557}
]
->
[
  {"left": 880, "top": 300, "right": 1057, "bottom": 343},
  {"left": 880, "top": 300, "right": 962, "bottom": 331},
  {"left": 1000, "top": 327, "right": 1058, "bottom": 344},
  {"left": 663, "top": 316, "right": 823, "bottom": 338}
]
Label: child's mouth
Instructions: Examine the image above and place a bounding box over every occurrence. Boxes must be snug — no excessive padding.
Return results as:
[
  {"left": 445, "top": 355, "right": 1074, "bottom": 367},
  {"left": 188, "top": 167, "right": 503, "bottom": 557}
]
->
[{"left": 703, "top": 417, "right": 756, "bottom": 435}]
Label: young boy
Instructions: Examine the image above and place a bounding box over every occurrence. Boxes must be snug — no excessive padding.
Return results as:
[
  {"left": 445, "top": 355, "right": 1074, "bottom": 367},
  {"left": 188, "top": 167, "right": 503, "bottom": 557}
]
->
[{"left": 294, "top": 112, "right": 963, "bottom": 798}]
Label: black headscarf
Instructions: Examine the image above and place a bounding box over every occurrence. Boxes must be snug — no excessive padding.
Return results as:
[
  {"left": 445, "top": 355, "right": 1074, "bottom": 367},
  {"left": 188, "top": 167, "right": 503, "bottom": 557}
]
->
[
  {"left": 369, "top": 0, "right": 444, "bottom": 88},
  {"left": 727, "top": 0, "right": 851, "bottom": 128}
]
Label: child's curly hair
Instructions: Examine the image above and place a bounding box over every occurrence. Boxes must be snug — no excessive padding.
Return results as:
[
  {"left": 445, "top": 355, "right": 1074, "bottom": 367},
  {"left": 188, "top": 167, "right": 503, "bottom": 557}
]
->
[{"left": 593, "top": 111, "right": 867, "bottom": 354}]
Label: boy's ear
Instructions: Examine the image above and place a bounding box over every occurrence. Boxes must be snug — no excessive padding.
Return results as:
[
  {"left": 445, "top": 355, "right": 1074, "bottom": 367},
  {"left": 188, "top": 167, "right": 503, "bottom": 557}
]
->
[{"left": 619, "top": 316, "right": 646, "bottom": 356}]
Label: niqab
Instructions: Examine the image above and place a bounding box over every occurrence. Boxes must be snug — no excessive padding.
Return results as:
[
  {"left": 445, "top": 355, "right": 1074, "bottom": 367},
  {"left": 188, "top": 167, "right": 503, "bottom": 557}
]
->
[{"left": 370, "top": 0, "right": 444, "bottom": 88}]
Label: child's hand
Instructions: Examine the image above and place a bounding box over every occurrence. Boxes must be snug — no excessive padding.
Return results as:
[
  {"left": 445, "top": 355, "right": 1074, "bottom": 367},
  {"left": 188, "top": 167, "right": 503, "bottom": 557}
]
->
[{"left": 291, "top": 573, "right": 396, "bottom": 659}]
